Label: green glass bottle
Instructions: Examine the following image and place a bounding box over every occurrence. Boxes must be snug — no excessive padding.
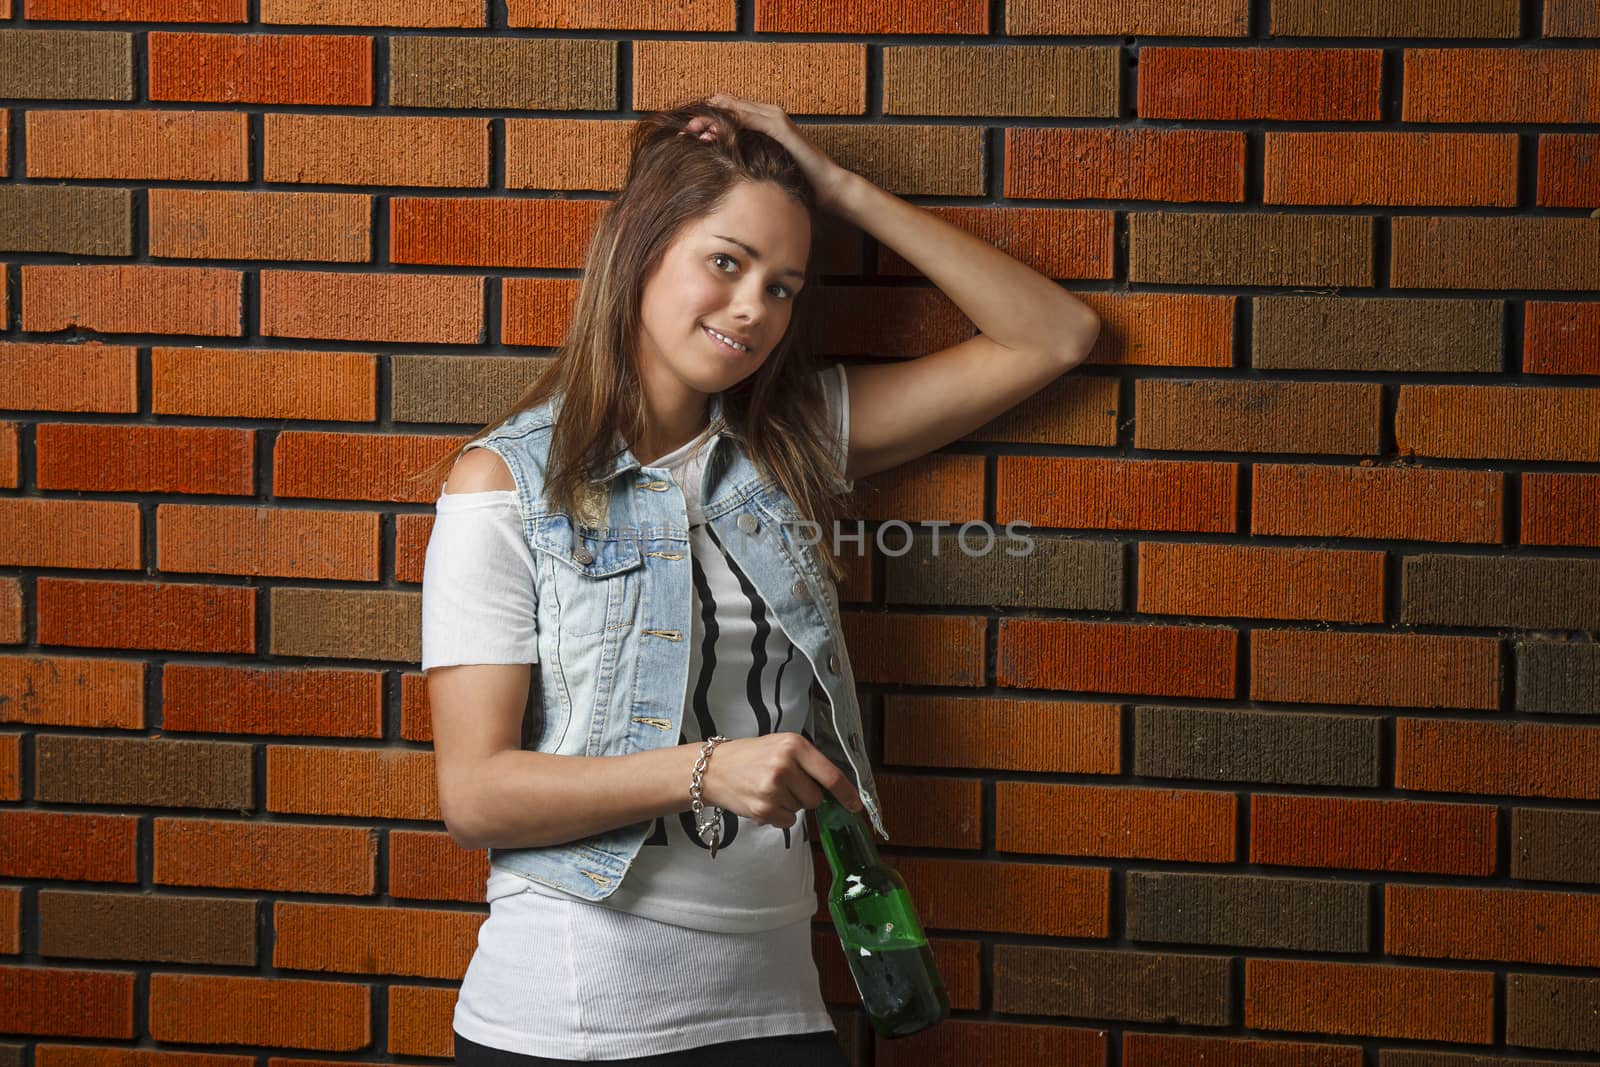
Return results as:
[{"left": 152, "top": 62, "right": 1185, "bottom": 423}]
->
[{"left": 816, "top": 795, "right": 950, "bottom": 1039}]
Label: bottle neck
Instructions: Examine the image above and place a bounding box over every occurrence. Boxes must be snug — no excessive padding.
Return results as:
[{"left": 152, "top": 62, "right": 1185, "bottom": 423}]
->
[{"left": 817, "top": 797, "right": 879, "bottom": 875}]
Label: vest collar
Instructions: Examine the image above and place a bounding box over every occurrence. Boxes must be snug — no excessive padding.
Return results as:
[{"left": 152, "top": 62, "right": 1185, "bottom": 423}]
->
[{"left": 595, "top": 389, "right": 730, "bottom": 484}]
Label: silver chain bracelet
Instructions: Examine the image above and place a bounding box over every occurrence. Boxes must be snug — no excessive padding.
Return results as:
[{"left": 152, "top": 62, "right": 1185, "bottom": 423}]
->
[{"left": 690, "top": 735, "right": 731, "bottom": 858}]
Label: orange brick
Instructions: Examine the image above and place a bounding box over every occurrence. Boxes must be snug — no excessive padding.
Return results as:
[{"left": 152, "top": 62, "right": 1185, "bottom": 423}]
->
[
  {"left": 1074, "top": 292, "right": 1233, "bottom": 367},
  {"left": 883, "top": 695, "right": 1120, "bottom": 774},
  {"left": 149, "top": 190, "right": 371, "bottom": 262},
  {"left": 389, "top": 829, "right": 487, "bottom": 902},
  {"left": 889, "top": 857, "right": 1108, "bottom": 937},
  {"left": 1522, "top": 472, "right": 1600, "bottom": 547},
  {"left": 148, "top": 973, "right": 369, "bottom": 1049},
  {"left": 878, "top": 206, "right": 1113, "bottom": 281},
  {"left": 1388, "top": 883, "right": 1600, "bottom": 968},
  {"left": 508, "top": 0, "right": 733, "bottom": 29},
  {"left": 1251, "top": 629, "right": 1500, "bottom": 710},
  {"left": 1526, "top": 301, "right": 1600, "bottom": 375},
  {"left": 1137, "top": 542, "right": 1385, "bottom": 622},
  {"left": 632, "top": 41, "right": 866, "bottom": 114},
  {"left": 268, "top": 745, "right": 438, "bottom": 820},
  {"left": 1123, "top": 1033, "right": 1361, "bottom": 1067},
  {"left": 841, "top": 611, "right": 985, "bottom": 686},
  {"left": 274, "top": 430, "right": 469, "bottom": 505},
  {"left": 1252, "top": 462, "right": 1504, "bottom": 543},
  {"left": 22, "top": 265, "right": 242, "bottom": 337},
  {"left": 1008, "top": 0, "right": 1247, "bottom": 35},
  {"left": 0, "top": 579, "right": 20, "bottom": 644},
  {"left": 1396, "top": 383, "right": 1600, "bottom": 462},
  {"left": 1537, "top": 133, "right": 1600, "bottom": 208},
  {"left": 997, "top": 456, "right": 1239, "bottom": 532},
  {"left": 260, "top": 0, "right": 481, "bottom": 25},
  {"left": 37, "top": 577, "right": 255, "bottom": 654},
  {"left": 36, "top": 423, "right": 253, "bottom": 494},
  {"left": 504, "top": 117, "right": 631, "bottom": 191},
  {"left": 1404, "top": 48, "right": 1600, "bottom": 123},
  {"left": 1265, "top": 131, "right": 1518, "bottom": 206},
  {"left": 26, "top": 109, "right": 247, "bottom": 181},
  {"left": 1245, "top": 959, "right": 1492, "bottom": 1043},
  {"left": 852, "top": 452, "right": 983, "bottom": 523},
  {"left": 501, "top": 277, "right": 580, "bottom": 347},
  {"left": 153, "top": 346, "right": 376, "bottom": 421},
  {"left": 0, "top": 965, "right": 136, "bottom": 1038},
  {"left": 395, "top": 513, "right": 431, "bottom": 583},
  {"left": 263, "top": 114, "right": 488, "bottom": 187},
  {"left": 149, "top": 32, "right": 372, "bottom": 105},
  {"left": 390, "top": 196, "right": 602, "bottom": 268},
  {"left": 754, "top": 0, "right": 983, "bottom": 33},
  {"left": 998, "top": 781, "right": 1235, "bottom": 862},
  {"left": 1138, "top": 46, "right": 1382, "bottom": 121},
  {"left": 274, "top": 901, "right": 481, "bottom": 978},
  {"left": 1398, "top": 717, "right": 1600, "bottom": 800},
  {"left": 0, "top": 423, "right": 15, "bottom": 488},
  {"left": 0, "top": 735, "right": 17, "bottom": 802},
  {"left": 154, "top": 817, "right": 377, "bottom": 894},
  {"left": 0, "top": 885, "right": 18, "bottom": 950},
  {"left": 875, "top": 774, "right": 982, "bottom": 849},
  {"left": 1252, "top": 794, "right": 1496, "bottom": 875},
  {"left": 26, "top": 0, "right": 247, "bottom": 19},
  {"left": 998, "top": 618, "right": 1238, "bottom": 698},
  {"left": 399, "top": 671, "right": 430, "bottom": 741},
  {"left": 0, "top": 810, "right": 139, "bottom": 882},
  {"left": 388, "top": 985, "right": 459, "bottom": 1058},
  {"left": 0, "top": 654, "right": 144, "bottom": 728},
  {"left": 260, "top": 270, "right": 483, "bottom": 344},
  {"left": 0, "top": 499, "right": 141, "bottom": 570},
  {"left": 162, "top": 663, "right": 382, "bottom": 737},
  {"left": 157, "top": 504, "right": 379, "bottom": 580},
  {"left": 0, "top": 342, "right": 137, "bottom": 411}
]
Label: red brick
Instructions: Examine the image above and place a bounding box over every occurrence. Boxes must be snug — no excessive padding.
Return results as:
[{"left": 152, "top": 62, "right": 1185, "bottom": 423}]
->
[
  {"left": 267, "top": 745, "right": 438, "bottom": 820},
  {"left": 399, "top": 671, "right": 430, "bottom": 741},
  {"left": 26, "top": 0, "right": 246, "bottom": 19},
  {"left": 274, "top": 431, "right": 469, "bottom": 504},
  {"left": 36, "top": 424, "right": 253, "bottom": 494},
  {"left": 875, "top": 774, "right": 981, "bottom": 849},
  {"left": 1538, "top": 133, "right": 1600, "bottom": 207},
  {"left": 878, "top": 206, "right": 1113, "bottom": 282},
  {"left": 1526, "top": 301, "right": 1600, "bottom": 374},
  {"left": 891, "top": 857, "right": 1109, "bottom": 937},
  {"left": 1522, "top": 472, "right": 1600, "bottom": 547},
  {"left": 38, "top": 578, "right": 254, "bottom": 654},
  {"left": 1396, "top": 384, "right": 1600, "bottom": 462},
  {"left": 1252, "top": 794, "right": 1496, "bottom": 875},
  {"left": 391, "top": 196, "right": 603, "bottom": 268},
  {"left": 395, "top": 513, "right": 432, "bottom": 583},
  {"left": 274, "top": 901, "right": 480, "bottom": 978},
  {"left": 1006, "top": 128, "right": 1245, "bottom": 202},
  {"left": 851, "top": 453, "right": 984, "bottom": 523},
  {"left": 1265, "top": 132, "right": 1518, "bottom": 206},
  {"left": 0, "top": 422, "right": 14, "bottom": 488},
  {"left": 148, "top": 973, "right": 369, "bottom": 1049},
  {"left": 389, "top": 829, "right": 486, "bottom": 902},
  {"left": 998, "top": 781, "right": 1235, "bottom": 862},
  {"left": 0, "top": 810, "right": 138, "bottom": 882},
  {"left": 1139, "top": 46, "right": 1381, "bottom": 121},
  {"left": 162, "top": 663, "right": 382, "bottom": 738},
  {"left": 1123, "top": 1032, "right": 1362, "bottom": 1067},
  {"left": 0, "top": 578, "right": 21, "bottom": 644},
  {"left": 999, "top": 618, "right": 1237, "bottom": 698},
  {"left": 841, "top": 612, "right": 984, "bottom": 686},
  {"left": 0, "top": 342, "right": 137, "bottom": 411},
  {"left": 504, "top": 118, "right": 631, "bottom": 191},
  {"left": 261, "top": 0, "right": 480, "bottom": 25},
  {"left": 37, "top": 1049, "right": 256, "bottom": 1067},
  {"left": 260, "top": 270, "right": 483, "bottom": 344},
  {"left": 387, "top": 985, "right": 458, "bottom": 1058},
  {"left": 0, "top": 655, "right": 144, "bottom": 728},
  {"left": 1008, "top": 0, "right": 1247, "bottom": 34},
  {"left": 263, "top": 114, "right": 488, "bottom": 187},
  {"left": 1138, "top": 542, "right": 1385, "bottom": 622},
  {"left": 1387, "top": 883, "right": 1600, "bottom": 968},
  {"left": 22, "top": 265, "right": 241, "bottom": 337},
  {"left": 813, "top": 285, "right": 973, "bottom": 359},
  {"left": 1244, "top": 959, "right": 1493, "bottom": 1043},
  {"left": 0, "top": 885, "right": 18, "bottom": 951},
  {"left": 1398, "top": 718, "right": 1600, "bottom": 800},
  {"left": 1252, "top": 462, "right": 1504, "bottom": 543},
  {"left": 153, "top": 346, "right": 376, "bottom": 420},
  {"left": 1251, "top": 629, "right": 1501, "bottom": 710},
  {"left": 154, "top": 817, "right": 376, "bottom": 895},
  {"left": 632, "top": 41, "right": 866, "bottom": 114},
  {"left": 149, "top": 32, "right": 371, "bottom": 105},
  {"left": 754, "top": 0, "right": 981, "bottom": 33},
  {"left": 998, "top": 456, "right": 1238, "bottom": 531},
  {"left": 501, "top": 277, "right": 580, "bottom": 347},
  {"left": 0, "top": 965, "right": 135, "bottom": 1038},
  {"left": 0, "top": 499, "right": 141, "bottom": 570},
  {"left": 0, "top": 734, "right": 17, "bottom": 801},
  {"left": 149, "top": 190, "right": 371, "bottom": 263},
  {"left": 883, "top": 695, "right": 1120, "bottom": 774},
  {"left": 26, "top": 109, "right": 247, "bottom": 181},
  {"left": 1404, "top": 48, "right": 1600, "bottom": 123},
  {"left": 157, "top": 504, "right": 379, "bottom": 581}
]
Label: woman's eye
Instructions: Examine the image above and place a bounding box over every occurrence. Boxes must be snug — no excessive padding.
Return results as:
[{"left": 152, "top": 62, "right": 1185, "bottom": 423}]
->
[{"left": 712, "top": 253, "right": 793, "bottom": 300}]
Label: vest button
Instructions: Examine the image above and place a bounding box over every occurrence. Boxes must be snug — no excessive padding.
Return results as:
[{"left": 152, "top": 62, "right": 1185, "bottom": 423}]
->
[
  {"left": 572, "top": 546, "right": 593, "bottom": 565},
  {"left": 828, "top": 653, "right": 840, "bottom": 674},
  {"left": 737, "top": 513, "right": 758, "bottom": 534},
  {"left": 849, "top": 731, "right": 863, "bottom": 753},
  {"left": 792, "top": 580, "right": 810, "bottom": 601}
]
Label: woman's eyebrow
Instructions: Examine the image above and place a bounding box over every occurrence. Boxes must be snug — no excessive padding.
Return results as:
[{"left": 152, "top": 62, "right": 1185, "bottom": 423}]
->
[{"left": 712, "top": 233, "right": 806, "bottom": 281}]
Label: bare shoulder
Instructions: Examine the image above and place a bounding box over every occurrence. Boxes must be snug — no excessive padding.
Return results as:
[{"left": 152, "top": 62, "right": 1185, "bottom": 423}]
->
[{"left": 443, "top": 447, "right": 515, "bottom": 495}]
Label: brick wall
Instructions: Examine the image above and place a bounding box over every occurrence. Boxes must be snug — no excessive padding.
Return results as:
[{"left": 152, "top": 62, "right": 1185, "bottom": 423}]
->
[{"left": 2, "top": 1, "right": 1599, "bottom": 1064}]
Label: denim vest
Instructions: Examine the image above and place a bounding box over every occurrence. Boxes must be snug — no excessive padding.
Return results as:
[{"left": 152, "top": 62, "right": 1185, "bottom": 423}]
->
[{"left": 468, "top": 387, "right": 888, "bottom": 902}]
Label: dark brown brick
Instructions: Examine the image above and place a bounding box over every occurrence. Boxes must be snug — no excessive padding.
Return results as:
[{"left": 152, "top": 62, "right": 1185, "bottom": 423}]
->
[
  {"left": 1392, "top": 217, "right": 1600, "bottom": 290},
  {"left": 875, "top": 774, "right": 981, "bottom": 849},
  {"left": 802, "top": 124, "right": 985, "bottom": 197},
  {"left": 1272, "top": 0, "right": 1518, "bottom": 35},
  {"left": 269, "top": 588, "right": 420, "bottom": 663},
  {"left": 389, "top": 35, "right": 615, "bottom": 110},
  {"left": 0, "top": 186, "right": 131, "bottom": 255},
  {"left": 1252, "top": 296, "right": 1502, "bottom": 373},
  {"left": 35, "top": 735, "right": 253, "bottom": 810},
  {"left": 1127, "top": 871, "right": 1368, "bottom": 953},
  {"left": 1402, "top": 555, "right": 1600, "bottom": 630},
  {"left": 1130, "top": 212, "right": 1374, "bottom": 287},
  {"left": 38, "top": 890, "right": 254, "bottom": 965},
  {"left": 1134, "top": 379, "right": 1381, "bottom": 455},
  {"left": 882, "top": 532, "right": 1120, "bottom": 610},
  {"left": 1515, "top": 638, "right": 1600, "bottom": 715},
  {"left": 1134, "top": 705, "right": 1381, "bottom": 787},
  {"left": 1513, "top": 807, "right": 1600, "bottom": 883},
  {"left": 883, "top": 45, "right": 1118, "bottom": 117},
  {"left": 1380, "top": 1052, "right": 1573, "bottom": 1067},
  {"left": 1007, "top": 0, "right": 1248, "bottom": 35},
  {"left": 1546, "top": 0, "right": 1600, "bottom": 35},
  {"left": 1507, "top": 973, "right": 1600, "bottom": 1052},
  {"left": 0, "top": 30, "right": 133, "bottom": 99},
  {"left": 391, "top": 354, "right": 545, "bottom": 424},
  {"left": 994, "top": 945, "right": 1231, "bottom": 1025}
]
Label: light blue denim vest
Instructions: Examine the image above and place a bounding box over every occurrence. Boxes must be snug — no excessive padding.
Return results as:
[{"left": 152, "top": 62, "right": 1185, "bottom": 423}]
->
[{"left": 468, "top": 387, "right": 888, "bottom": 902}]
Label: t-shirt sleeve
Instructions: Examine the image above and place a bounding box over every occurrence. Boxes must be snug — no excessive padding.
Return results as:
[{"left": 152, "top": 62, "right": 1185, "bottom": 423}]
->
[
  {"left": 816, "top": 362, "right": 855, "bottom": 493},
  {"left": 421, "top": 490, "right": 540, "bottom": 670}
]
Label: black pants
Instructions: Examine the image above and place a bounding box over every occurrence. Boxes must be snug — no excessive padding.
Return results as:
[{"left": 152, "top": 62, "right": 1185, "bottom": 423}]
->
[{"left": 454, "top": 1028, "right": 851, "bottom": 1067}]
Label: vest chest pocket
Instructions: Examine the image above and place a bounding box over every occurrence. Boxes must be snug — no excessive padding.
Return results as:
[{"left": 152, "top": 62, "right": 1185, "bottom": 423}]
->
[{"left": 530, "top": 526, "right": 645, "bottom": 639}]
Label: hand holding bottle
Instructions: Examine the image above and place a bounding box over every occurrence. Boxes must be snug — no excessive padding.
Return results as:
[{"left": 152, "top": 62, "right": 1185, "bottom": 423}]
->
[{"left": 695, "top": 733, "right": 864, "bottom": 829}]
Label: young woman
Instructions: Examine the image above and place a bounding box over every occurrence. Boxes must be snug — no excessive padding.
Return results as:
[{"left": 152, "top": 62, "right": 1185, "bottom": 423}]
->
[{"left": 419, "top": 94, "right": 1099, "bottom": 1065}]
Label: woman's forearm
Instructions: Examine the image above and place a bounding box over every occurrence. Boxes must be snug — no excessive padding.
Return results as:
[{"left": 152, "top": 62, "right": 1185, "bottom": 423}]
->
[{"left": 830, "top": 170, "right": 1098, "bottom": 357}]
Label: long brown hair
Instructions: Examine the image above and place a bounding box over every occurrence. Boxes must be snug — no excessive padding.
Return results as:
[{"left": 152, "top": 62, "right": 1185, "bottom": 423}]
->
[{"left": 411, "top": 99, "right": 852, "bottom": 583}]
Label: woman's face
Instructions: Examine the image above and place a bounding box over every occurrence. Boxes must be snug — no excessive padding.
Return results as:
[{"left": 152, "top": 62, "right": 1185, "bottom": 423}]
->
[{"left": 634, "top": 179, "right": 812, "bottom": 405}]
